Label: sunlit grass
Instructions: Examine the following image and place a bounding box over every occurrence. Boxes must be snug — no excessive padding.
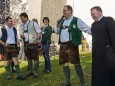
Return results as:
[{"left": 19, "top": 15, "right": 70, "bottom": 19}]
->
[{"left": 0, "top": 52, "right": 92, "bottom": 86}]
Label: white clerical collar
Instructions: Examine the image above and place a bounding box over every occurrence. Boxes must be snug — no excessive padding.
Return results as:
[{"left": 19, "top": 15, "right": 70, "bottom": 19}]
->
[{"left": 98, "top": 16, "right": 104, "bottom": 21}]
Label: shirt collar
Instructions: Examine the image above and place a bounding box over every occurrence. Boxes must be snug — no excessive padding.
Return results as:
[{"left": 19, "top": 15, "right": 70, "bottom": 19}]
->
[
  {"left": 23, "top": 20, "right": 30, "bottom": 25},
  {"left": 98, "top": 16, "right": 104, "bottom": 21},
  {"left": 64, "top": 16, "right": 73, "bottom": 21},
  {"left": 5, "top": 25, "right": 13, "bottom": 29},
  {"left": 44, "top": 25, "right": 48, "bottom": 27}
]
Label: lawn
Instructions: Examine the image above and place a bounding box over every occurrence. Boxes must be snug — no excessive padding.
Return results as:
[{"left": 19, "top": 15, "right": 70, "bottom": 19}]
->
[{"left": 0, "top": 52, "right": 92, "bottom": 86}]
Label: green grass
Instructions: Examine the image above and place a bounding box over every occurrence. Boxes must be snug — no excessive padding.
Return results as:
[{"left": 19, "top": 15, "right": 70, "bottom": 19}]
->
[{"left": 0, "top": 52, "right": 92, "bottom": 86}]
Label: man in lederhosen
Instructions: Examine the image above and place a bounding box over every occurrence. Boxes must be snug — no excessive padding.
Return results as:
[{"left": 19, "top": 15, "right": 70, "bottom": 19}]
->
[
  {"left": 19, "top": 13, "right": 41, "bottom": 78},
  {"left": 0, "top": 17, "right": 26, "bottom": 80},
  {"left": 54, "top": 5, "right": 91, "bottom": 86}
]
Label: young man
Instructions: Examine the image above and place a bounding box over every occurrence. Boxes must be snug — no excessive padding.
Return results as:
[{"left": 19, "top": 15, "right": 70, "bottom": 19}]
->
[
  {"left": 54, "top": 5, "right": 91, "bottom": 86},
  {"left": 0, "top": 17, "right": 26, "bottom": 80},
  {"left": 19, "top": 13, "right": 41, "bottom": 78},
  {"left": 91, "top": 6, "right": 115, "bottom": 86}
]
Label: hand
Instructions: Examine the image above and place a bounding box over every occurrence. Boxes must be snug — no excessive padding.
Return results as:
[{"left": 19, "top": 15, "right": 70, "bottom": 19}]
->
[
  {"left": 17, "top": 42, "right": 20, "bottom": 47},
  {"left": 57, "top": 19, "right": 61, "bottom": 27},
  {"left": 57, "top": 19, "right": 60, "bottom": 24},
  {"left": 38, "top": 42, "right": 42, "bottom": 46},
  {"left": 20, "top": 35, "right": 24, "bottom": 39},
  {"left": 33, "top": 39, "right": 38, "bottom": 44},
  {"left": 4, "top": 43, "right": 10, "bottom": 48}
]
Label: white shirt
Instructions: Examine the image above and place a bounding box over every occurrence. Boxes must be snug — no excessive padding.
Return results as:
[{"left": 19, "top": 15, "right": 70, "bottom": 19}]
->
[
  {"left": 41, "top": 25, "right": 49, "bottom": 34},
  {"left": 0, "top": 26, "right": 17, "bottom": 44},
  {"left": 54, "top": 16, "right": 91, "bottom": 43},
  {"left": 40, "top": 25, "right": 49, "bottom": 42},
  {"left": 23, "top": 20, "right": 41, "bottom": 42}
]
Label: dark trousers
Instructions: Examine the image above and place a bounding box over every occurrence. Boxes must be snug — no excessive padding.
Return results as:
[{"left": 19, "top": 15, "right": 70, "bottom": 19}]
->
[{"left": 43, "top": 44, "right": 51, "bottom": 71}]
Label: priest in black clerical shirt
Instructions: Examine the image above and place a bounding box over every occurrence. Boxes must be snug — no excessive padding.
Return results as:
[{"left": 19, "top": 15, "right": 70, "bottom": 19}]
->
[{"left": 91, "top": 6, "right": 115, "bottom": 86}]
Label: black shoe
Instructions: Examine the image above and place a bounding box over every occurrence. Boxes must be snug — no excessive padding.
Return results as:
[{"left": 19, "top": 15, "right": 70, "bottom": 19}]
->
[
  {"left": 7, "top": 75, "right": 12, "bottom": 80},
  {"left": 17, "top": 75, "right": 26, "bottom": 80},
  {"left": 26, "top": 72, "right": 33, "bottom": 77},
  {"left": 60, "top": 83, "right": 72, "bottom": 86},
  {"left": 33, "top": 73, "right": 38, "bottom": 78}
]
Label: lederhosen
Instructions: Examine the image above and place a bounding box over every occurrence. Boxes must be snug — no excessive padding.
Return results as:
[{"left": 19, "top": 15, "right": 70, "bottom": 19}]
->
[
  {"left": 0, "top": 28, "right": 19, "bottom": 61},
  {"left": 59, "top": 17, "right": 82, "bottom": 65},
  {"left": 23, "top": 21, "right": 38, "bottom": 60}
]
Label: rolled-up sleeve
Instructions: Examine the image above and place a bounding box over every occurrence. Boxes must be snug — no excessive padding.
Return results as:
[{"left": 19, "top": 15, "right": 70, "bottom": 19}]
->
[
  {"left": 18, "top": 25, "right": 24, "bottom": 35},
  {"left": 0, "top": 29, "right": 2, "bottom": 39},
  {"left": 54, "top": 27, "right": 60, "bottom": 34},
  {"left": 77, "top": 18, "right": 91, "bottom": 34},
  {"left": 34, "top": 22, "right": 41, "bottom": 33},
  {"left": 17, "top": 30, "right": 21, "bottom": 42}
]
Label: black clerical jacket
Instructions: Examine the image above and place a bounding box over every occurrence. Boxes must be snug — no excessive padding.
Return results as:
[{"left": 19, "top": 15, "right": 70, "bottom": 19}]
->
[{"left": 91, "top": 16, "right": 115, "bottom": 86}]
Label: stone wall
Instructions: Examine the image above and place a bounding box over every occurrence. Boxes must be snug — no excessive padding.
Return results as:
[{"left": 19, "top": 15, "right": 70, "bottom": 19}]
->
[
  {"left": 28, "top": 0, "right": 42, "bottom": 24},
  {"left": 40, "top": 0, "right": 66, "bottom": 43},
  {"left": 40, "top": 0, "right": 66, "bottom": 27}
]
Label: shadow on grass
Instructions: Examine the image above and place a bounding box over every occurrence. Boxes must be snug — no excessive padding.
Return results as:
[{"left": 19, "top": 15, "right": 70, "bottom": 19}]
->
[
  {"left": 0, "top": 65, "right": 3, "bottom": 68},
  {"left": 0, "top": 52, "right": 92, "bottom": 86}
]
